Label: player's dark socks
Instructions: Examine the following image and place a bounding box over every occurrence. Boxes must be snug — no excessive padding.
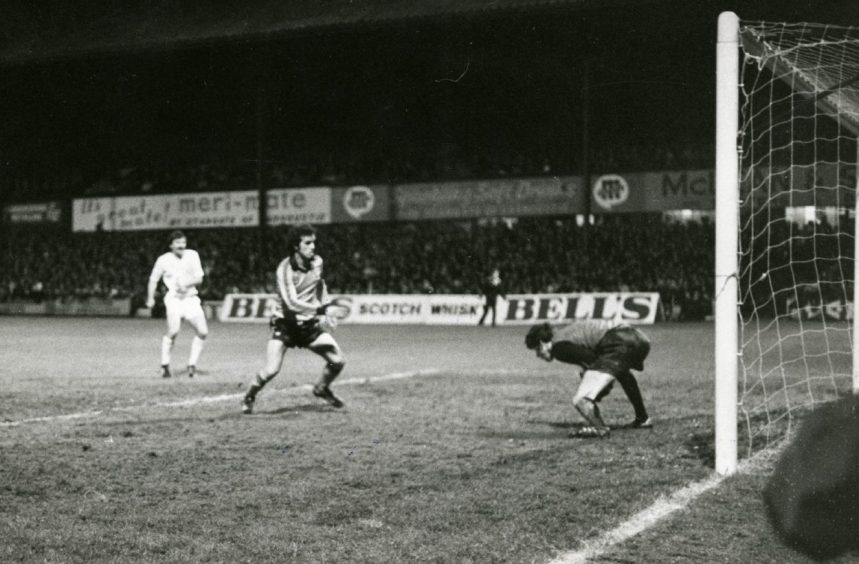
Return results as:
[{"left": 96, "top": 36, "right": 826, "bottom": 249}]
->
[
  {"left": 241, "top": 394, "right": 255, "bottom": 414},
  {"left": 188, "top": 365, "right": 195, "bottom": 378},
  {"left": 160, "top": 365, "right": 172, "bottom": 378},
  {"left": 243, "top": 384, "right": 260, "bottom": 403},
  {"left": 242, "top": 374, "right": 272, "bottom": 415},
  {"left": 321, "top": 361, "right": 345, "bottom": 386},
  {"left": 246, "top": 375, "right": 268, "bottom": 398},
  {"left": 615, "top": 372, "right": 649, "bottom": 422},
  {"left": 245, "top": 372, "right": 273, "bottom": 400}
]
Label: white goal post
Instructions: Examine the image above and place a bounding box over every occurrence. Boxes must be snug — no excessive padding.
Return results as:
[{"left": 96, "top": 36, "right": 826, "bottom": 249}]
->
[
  {"left": 715, "top": 12, "right": 859, "bottom": 475},
  {"left": 715, "top": 11, "right": 740, "bottom": 476}
]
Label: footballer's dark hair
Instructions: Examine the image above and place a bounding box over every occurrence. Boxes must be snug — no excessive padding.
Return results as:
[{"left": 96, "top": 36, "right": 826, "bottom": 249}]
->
[
  {"left": 286, "top": 223, "right": 317, "bottom": 253},
  {"left": 525, "top": 323, "right": 554, "bottom": 349},
  {"left": 168, "top": 230, "right": 186, "bottom": 245}
]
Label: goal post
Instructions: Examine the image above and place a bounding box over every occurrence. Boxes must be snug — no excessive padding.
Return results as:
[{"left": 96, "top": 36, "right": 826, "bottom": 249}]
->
[
  {"left": 715, "top": 12, "right": 859, "bottom": 475},
  {"left": 852, "top": 141, "right": 859, "bottom": 394},
  {"left": 715, "top": 11, "right": 740, "bottom": 476}
]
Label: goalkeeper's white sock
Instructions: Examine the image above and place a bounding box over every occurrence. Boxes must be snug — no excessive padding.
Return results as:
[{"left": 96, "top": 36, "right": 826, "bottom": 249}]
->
[
  {"left": 161, "top": 336, "right": 174, "bottom": 366},
  {"left": 188, "top": 335, "right": 206, "bottom": 367}
]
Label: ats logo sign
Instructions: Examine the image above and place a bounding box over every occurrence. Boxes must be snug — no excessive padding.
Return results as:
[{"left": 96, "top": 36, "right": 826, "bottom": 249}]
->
[
  {"left": 343, "top": 186, "right": 376, "bottom": 219},
  {"left": 592, "top": 174, "right": 630, "bottom": 210}
]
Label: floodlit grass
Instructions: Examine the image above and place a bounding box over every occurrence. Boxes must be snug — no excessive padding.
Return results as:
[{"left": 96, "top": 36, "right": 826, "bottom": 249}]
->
[{"left": 0, "top": 317, "right": 852, "bottom": 562}]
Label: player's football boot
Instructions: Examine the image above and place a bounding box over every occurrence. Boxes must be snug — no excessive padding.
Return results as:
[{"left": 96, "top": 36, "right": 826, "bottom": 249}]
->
[
  {"left": 187, "top": 365, "right": 196, "bottom": 378},
  {"left": 629, "top": 416, "right": 653, "bottom": 429},
  {"left": 570, "top": 426, "right": 610, "bottom": 438},
  {"left": 312, "top": 384, "right": 344, "bottom": 408},
  {"left": 241, "top": 394, "right": 255, "bottom": 415},
  {"left": 160, "top": 365, "right": 172, "bottom": 379}
]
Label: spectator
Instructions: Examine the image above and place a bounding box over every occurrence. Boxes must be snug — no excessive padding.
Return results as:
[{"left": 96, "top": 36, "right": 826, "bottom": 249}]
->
[{"left": 1, "top": 215, "right": 721, "bottom": 323}]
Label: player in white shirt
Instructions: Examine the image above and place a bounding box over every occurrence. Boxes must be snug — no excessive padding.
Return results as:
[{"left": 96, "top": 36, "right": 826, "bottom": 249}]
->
[{"left": 146, "top": 230, "right": 209, "bottom": 378}]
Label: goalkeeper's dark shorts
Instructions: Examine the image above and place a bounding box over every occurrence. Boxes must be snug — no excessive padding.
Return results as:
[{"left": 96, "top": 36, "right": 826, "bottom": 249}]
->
[
  {"left": 590, "top": 324, "right": 650, "bottom": 377},
  {"left": 270, "top": 316, "right": 324, "bottom": 349}
]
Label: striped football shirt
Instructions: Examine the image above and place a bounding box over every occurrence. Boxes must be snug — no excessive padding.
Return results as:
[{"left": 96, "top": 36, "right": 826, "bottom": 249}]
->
[{"left": 273, "top": 255, "right": 328, "bottom": 322}]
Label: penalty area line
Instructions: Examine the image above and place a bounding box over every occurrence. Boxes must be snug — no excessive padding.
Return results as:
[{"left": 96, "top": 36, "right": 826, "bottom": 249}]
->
[
  {"left": 546, "top": 455, "right": 767, "bottom": 564},
  {"left": 0, "top": 368, "right": 444, "bottom": 428}
]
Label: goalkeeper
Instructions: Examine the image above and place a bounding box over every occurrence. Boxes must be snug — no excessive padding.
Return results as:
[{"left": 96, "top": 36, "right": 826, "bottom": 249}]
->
[
  {"left": 242, "top": 224, "right": 346, "bottom": 414},
  {"left": 525, "top": 320, "right": 652, "bottom": 438}
]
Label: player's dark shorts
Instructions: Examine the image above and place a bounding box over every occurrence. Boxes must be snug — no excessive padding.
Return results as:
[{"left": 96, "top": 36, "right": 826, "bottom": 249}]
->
[
  {"left": 270, "top": 317, "right": 324, "bottom": 349},
  {"left": 590, "top": 325, "right": 650, "bottom": 377}
]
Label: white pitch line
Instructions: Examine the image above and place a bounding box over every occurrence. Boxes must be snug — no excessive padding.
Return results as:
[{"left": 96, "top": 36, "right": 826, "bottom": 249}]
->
[
  {"left": 546, "top": 455, "right": 766, "bottom": 564},
  {"left": 1, "top": 368, "right": 444, "bottom": 428},
  {"left": 0, "top": 367, "right": 560, "bottom": 428}
]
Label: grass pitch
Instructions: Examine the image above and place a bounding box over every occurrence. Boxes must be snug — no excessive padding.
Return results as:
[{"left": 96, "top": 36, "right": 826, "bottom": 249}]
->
[{"left": 0, "top": 317, "right": 852, "bottom": 563}]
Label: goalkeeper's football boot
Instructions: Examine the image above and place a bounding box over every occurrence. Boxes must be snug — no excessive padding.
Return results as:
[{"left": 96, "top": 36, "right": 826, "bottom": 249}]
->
[
  {"left": 187, "top": 365, "right": 196, "bottom": 378},
  {"left": 241, "top": 394, "right": 255, "bottom": 415},
  {"left": 615, "top": 417, "right": 654, "bottom": 430},
  {"left": 160, "top": 365, "right": 172, "bottom": 379},
  {"left": 313, "top": 384, "right": 344, "bottom": 408},
  {"left": 570, "top": 426, "right": 610, "bottom": 439},
  {"left": 629, "top": 416, "right": 653, "bottom": 429}
]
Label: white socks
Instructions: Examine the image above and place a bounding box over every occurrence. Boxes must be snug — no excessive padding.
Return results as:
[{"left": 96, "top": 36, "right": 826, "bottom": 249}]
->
[
  {"left": 162, "top": 335, "right": 206, "bottom": 368},
  {"left": 188, "top": 336, "right": 206, "bottom": 367},
  {"left": 161, "top": 336, "right": 174, "bottom": 366}
]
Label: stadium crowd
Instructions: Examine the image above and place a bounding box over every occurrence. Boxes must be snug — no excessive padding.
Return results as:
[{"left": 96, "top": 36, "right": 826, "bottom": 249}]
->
[
  {"left": 0, "top": 215, "right": 714, "bottom": 320},
  {"left": 3, "top": 137, "right": 714, "bottom": 202},
  {"left": 0, "top": 131, "right": 721, "bottom": 321}
]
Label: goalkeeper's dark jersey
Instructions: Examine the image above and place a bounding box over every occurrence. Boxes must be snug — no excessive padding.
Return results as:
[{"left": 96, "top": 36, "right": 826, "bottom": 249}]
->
[
  {"left": 550, "top": 320, "right": 649, "bottom": 375},
  {"left": 552, "top": 320, "right": 616, "bottom": 351}
]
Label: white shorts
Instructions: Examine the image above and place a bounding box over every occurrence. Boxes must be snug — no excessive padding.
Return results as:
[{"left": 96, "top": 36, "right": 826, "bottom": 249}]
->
[{"left": 164, "top": 295, "right": 207, "bottom": 335}]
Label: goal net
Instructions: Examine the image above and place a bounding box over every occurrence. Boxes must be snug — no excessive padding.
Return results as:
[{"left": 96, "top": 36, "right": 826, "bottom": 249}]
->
[{"left": 717, "top": 14, "right": 859, "bottom": 472}]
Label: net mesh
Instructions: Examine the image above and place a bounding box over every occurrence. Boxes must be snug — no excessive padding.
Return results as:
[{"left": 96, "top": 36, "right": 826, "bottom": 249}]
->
[{"left": 737, "top": 21, "right": 859, "bottom": 456}]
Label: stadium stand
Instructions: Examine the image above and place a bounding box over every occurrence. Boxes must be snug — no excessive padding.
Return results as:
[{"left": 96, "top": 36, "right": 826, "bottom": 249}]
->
[
  {"left": 0, "top": 214, "right": 716, "bottom": 320},
  {"left": 0, "top": 0, "right": 717, "bottom": 321},
  {"left": 2, "top": 136, "right": 714, "bottom": 202}
]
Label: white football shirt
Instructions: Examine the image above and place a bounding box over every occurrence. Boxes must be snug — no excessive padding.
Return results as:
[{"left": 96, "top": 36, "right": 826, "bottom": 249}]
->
[{"left": 149, "top": 249, "right": 204, "bottom": 299}]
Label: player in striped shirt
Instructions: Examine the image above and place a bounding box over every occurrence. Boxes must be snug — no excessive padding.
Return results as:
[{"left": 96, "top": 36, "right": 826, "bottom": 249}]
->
[
  {"left": 242, "top": 224, "right": 345, "bottom": 414},
  {"left": 146, "top": 230, "right": 208, "bottom": 378},
  {"left": 525, "top": 320, "right": 652, "bottom": 438}
]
